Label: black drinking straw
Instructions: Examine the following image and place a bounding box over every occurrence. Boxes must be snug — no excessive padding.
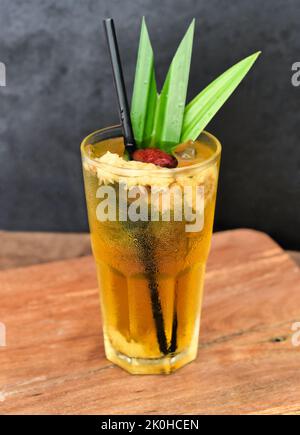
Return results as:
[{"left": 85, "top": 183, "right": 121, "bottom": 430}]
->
[
  {"left": 103, "top": 18, "right": 168, "bottom": 355},
  {"left": 137, "top": 227, "right": 168, "bottom": 355},
  {"left": 103, "top": 18, "right": 136, "bottom": 154}
]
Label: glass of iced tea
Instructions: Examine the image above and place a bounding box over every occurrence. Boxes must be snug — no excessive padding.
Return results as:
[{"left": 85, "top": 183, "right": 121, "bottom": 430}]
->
[{"left": 81, "top": 125, "right": 221, "bottom": 374}]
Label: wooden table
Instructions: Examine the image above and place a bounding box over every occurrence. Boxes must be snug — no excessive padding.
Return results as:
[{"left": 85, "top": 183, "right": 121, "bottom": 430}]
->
[{"left": 0, "top": 229, "right": 299, "bottom": 415}]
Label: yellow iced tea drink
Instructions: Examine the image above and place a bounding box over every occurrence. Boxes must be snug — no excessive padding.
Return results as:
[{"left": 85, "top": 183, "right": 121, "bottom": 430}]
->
[{"left": 81, "top": 126, "right": 221, "bottom": 374}]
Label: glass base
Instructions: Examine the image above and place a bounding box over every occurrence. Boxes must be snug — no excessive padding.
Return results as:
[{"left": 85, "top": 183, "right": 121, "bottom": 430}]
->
[{"left": 104, "top": 340, "right": 198, "bottom": 375}]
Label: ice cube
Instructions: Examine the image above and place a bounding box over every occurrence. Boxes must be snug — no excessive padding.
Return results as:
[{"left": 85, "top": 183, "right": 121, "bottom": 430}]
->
[{"left": 176, "top": 146, "right": 196, "bottom": 160}]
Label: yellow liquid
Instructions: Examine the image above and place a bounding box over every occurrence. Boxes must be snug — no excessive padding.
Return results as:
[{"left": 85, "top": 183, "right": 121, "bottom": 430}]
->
[{"left": 82, "top": 136, "right": 220, "bottom": 374}]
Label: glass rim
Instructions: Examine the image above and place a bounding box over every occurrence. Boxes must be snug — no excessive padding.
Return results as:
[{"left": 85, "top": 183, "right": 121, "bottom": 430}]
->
[{"left": 81, "top": 125, "right": 221, "bottom": 176}]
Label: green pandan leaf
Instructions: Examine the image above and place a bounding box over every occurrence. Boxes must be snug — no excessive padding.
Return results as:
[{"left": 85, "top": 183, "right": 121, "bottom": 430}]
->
[
  {"left": 181, "top": 51, "right": 261, "bottom": 143},
  {"left": 152, "top": 20, "right": 195, "bottom": 151},
  {"left": 131, "top": 17, "right": 158, "bottom": 148}
]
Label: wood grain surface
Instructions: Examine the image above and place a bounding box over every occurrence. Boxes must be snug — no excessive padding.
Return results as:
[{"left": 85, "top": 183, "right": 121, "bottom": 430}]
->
[
  {"left": 0, "top": 230, "right": 299, "bottom": 271},
  {"left": 0, "top": 231, "right": 91, "bottom": 270},
  {"left": 0, "top": 229, "right": 299, "bottom": 415}
]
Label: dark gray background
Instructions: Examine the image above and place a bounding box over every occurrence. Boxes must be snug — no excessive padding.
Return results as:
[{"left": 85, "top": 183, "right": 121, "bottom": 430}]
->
[{"left": 0, "top": 0, "right": 299, "bottom": 248}]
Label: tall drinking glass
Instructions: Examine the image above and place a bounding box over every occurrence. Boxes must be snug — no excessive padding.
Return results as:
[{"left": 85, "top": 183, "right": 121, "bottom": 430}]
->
[{"left": 81, "top": 125, "right": 221, "bottom": 374}]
